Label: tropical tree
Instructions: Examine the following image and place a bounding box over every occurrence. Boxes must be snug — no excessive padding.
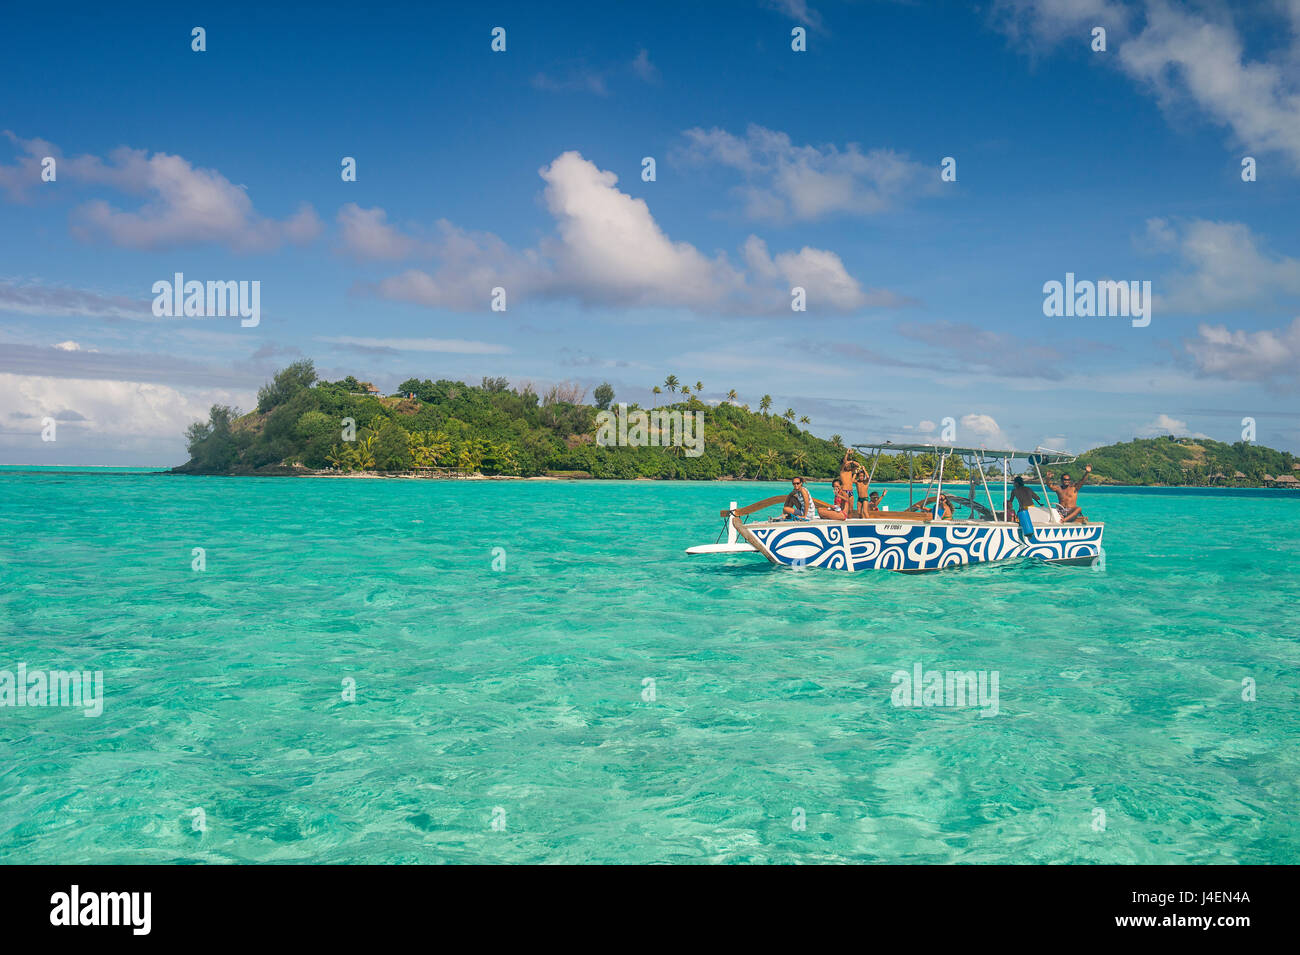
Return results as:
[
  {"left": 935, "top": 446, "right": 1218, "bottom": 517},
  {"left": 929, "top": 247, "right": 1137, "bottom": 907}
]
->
[
  {"left": 783, "top": 408, "right": 795, "bottom": 422},
  {"left": 681, "top": 385, "right": 691, "bottom": 396},
  {"left": 799, "top": 415, "right": 810, "bottom": 425},
  {"left": 694, "top": 381, "right": 703, "bottom": 394},
  {"left": 185, "top": 404, "right": 241, "bottom": 471},
  {"left": 830, "top": 434, "right": 843, "bottom": 447},
  {"left": 457, "top": 439, "right": 486, "bottom": 473},
  {"left": 759, "top": 395, "right": 773, "bottom": 415},
  {"left": 756, "top": 448, "right": 780, "bottom": 479},
  {"left": 332, "top": 434, "right": 377, "bottom": 471},
  {"left": 652, "top": 385, "right": 661, "bottom": 403},
  {"left": 256, "top": 359, "right": 317, "bottom": 413},
  {"left": 373, "top": 421, "right": 413, "bottom": 470},
  {"left": 791, "top": 449, "right": 808, "bottom": 471},
  {"left": 409, "top": 430, "right": 451, "bottom": 467},
  {"left": 664, "top": 375, "right": 679, "bottom": 394},
  {"left": 726, "top": 389, "right": 738, "bottom": 404}
]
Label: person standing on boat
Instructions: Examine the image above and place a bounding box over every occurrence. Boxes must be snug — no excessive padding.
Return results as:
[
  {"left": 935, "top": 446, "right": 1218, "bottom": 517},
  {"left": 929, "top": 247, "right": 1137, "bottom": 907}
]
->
[
  {"left": 1045, "top": 465, "right": 1092, "bottom": 523},
  {"left": 838, "top": 450, "right": 859, "bottom": 495},
  {"left": 839, "top": 449, "right": 872, "bottom": 517},
  {"left": 781, "top": 477, "right": 815, "bottom": 521},
  {"left": 1006, "top": 476, "right": 1041, "bottom": 520}
]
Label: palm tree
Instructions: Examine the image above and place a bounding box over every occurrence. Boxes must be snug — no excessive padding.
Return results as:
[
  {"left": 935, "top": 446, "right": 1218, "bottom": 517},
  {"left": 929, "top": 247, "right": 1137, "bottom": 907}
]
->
[
  {"left": 726, "top": 389, "right": 738, "bottom": 404},
  {"left": 352, "top": 434, "right": 377, "bottom": 470},
  {"left": 791, "top": 449, "right": 808, "bottom": 471},
  {"left": 830, "top": 434, "right": 843, "bottom": 448},
  {"left": 694, "top": 381, "right": 703, "bottom": 394},
  {"left": 756, "top": 448, "right": 780, "bottom": 479},
  {"left": 681, "top": 385, "right": 691, "bottom": 396},
  {"left": 494, "top": 444, "right": 519, "bottom": 475},
  {"left": 652, "top": 385, "right": 661, "bottom": 403},
  {"left": 409, "top": 430, "right": 451, "bottom": 468},
  {"left": 457, "top": 439, "right": 486, "bottom": 474},
  {"left": 664, "top": 375, "right": 679, "bottom": 394},
  {"left": 783, "top": 408, "right": 795, "bottom": 422},
  {"left": 759, "top": 394, "right": 772, "bottom": 415},
  {"left": 799, "top": 415, "right": 810, "bottom": 425}
]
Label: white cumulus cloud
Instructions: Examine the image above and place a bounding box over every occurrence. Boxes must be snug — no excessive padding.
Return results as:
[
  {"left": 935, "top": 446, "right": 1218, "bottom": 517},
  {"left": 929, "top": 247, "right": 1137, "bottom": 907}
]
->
[
  {"left": 1136, "top": 413, "right": 1209, "bottom": 438},
  {"left": 1, "top": 132, "right": 322, "bottom": 251},
  {"left": 995, "top": 2, "right": 1300, "bottom": 171},
  {"left": 676, "top": 124, "right": 933, "bottom": 221},
  {"left": 354, "top": 151, "right": 884, "bottom": 314},
  {"left": 1186, "top": 317, "right": 1300, "bottom": 383}
]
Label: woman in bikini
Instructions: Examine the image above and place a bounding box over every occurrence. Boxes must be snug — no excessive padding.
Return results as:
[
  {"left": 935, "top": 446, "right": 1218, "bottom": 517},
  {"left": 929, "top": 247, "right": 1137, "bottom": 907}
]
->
[{"left": 817, "top": 478, "right": 853, "bottom": 520}]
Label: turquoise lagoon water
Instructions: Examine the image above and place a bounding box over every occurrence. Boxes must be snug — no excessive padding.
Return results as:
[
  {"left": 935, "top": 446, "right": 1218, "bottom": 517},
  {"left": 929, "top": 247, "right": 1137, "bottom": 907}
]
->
[{"left": 2, "top": 470, "right": 1298, "bottom": 864}]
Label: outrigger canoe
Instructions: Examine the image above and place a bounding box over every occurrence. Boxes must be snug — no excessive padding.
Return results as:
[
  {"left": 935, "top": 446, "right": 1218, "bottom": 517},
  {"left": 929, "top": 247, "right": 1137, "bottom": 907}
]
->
[{"left": 687, "top": 443, "right": 1104, "bottom": 573}]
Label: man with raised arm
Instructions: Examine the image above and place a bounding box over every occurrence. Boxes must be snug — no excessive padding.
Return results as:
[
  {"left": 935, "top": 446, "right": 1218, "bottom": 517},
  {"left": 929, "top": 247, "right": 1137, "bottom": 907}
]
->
[
  {"left": 1045, "top": 464, "right": 1092, "bottom": 523},
  {"left": 839, "top": 449, "right": 874, "bottom": 517}
]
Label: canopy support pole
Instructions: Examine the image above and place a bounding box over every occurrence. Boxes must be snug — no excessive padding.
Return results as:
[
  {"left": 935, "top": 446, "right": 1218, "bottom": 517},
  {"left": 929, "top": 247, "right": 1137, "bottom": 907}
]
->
[{"left": 933, "top": 451, "right": 946, "bottom": 520}]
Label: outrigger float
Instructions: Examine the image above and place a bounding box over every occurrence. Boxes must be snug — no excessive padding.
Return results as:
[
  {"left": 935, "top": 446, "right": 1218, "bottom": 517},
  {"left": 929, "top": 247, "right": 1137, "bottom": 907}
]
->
[{"left": 687, "top": 443, "right": 1104, "bottom": 573}]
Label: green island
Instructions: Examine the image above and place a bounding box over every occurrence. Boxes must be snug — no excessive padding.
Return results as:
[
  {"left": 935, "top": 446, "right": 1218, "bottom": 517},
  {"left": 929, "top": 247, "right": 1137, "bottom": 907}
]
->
[{"left": 175, "top": 360, "right": 1300, "bottom": 487}]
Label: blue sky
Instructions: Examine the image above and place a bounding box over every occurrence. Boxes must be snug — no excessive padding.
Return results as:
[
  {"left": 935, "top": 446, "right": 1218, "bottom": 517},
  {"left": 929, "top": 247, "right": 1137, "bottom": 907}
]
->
[{"left": 3, "top": 0, "right": 1299, "bottom": 465}]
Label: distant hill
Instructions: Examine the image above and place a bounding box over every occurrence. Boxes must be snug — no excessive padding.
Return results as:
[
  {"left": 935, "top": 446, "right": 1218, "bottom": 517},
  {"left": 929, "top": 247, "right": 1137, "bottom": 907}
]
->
[
  {"left": 174, "top": 362, "right": 1298, "bottom": 487},
  {"left": 1075, "top": 436, "right": 1297, "bottom": 487}
]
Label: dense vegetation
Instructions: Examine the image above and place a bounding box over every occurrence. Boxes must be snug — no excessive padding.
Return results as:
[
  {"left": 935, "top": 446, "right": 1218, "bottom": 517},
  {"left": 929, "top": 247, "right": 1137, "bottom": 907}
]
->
[
  {"left": 176, "top": 361, "right": 1298, "bottom": 486},
  {"left": 177, "top": 360, "right": 856, "bottom": 479},
  {"left": 1075, "top": 437, "right": 1297, "bottom": 486}
]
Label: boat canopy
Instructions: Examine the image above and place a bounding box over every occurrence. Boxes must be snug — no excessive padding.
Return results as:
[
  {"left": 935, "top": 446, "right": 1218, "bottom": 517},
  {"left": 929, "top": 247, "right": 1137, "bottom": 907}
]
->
[
  {"left": 847, "top": 441, "right": 1083, "bottom": 523},
  {"left": 852, "top": 442, "right": 1078, "bottom": 465}
]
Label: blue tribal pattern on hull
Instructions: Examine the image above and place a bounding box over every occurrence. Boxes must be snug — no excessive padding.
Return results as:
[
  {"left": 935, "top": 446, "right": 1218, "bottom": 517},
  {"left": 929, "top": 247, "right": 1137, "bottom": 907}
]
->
[{"left": 748, "top": 521, "right": 1104, "bottom": 572}]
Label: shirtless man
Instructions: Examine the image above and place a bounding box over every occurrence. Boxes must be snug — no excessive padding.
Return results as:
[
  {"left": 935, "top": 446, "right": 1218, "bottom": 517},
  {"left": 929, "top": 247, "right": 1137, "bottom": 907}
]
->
[
  {"left": 1045, "top": 464, "right": 1091, "bottom": 523},
  {"left": 1006, "top": 476, "right": 1041, "bottom": 518},
  {"left": 838, "top": 450, "right": 858, "bottom": 491},
  {"left": 839, "top": 450, "right": 876, "bottom": 517}
]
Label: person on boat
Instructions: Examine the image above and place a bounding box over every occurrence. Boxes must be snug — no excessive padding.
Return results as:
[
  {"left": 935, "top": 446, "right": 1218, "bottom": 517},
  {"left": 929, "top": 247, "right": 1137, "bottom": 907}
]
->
[
  {"left": 1006, "top": 476, "right": 1040, "bottom": 514},
  {"left": 854, "top": 465, "right": 874, "bottom": 516},
  {"left": 905, "top": 494, "right": 952, "bottom": 519},
  {"left": 838, "top": 450, "right": 869, "bottom": 516},
  {"left": 1045, "top": 465, "right": 1092, "bottom": 523},
  {"left": 817, "top": 478, "right": 852, "bottom": 520},
  {"left": 866, "top": 490, "right": 887, "bottom": 513},
  {"left": 781, "top": 477, "right": 815, "bottom": 521},
  {"left": 838, "top": 450, "right": 858, "bottom": 491}
]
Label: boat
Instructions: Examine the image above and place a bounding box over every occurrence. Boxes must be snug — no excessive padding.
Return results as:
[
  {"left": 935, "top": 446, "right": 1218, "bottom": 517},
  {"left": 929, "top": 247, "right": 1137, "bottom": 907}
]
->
[{"left": 686, "top": 443, "right": 1104, "bottom": 573}]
